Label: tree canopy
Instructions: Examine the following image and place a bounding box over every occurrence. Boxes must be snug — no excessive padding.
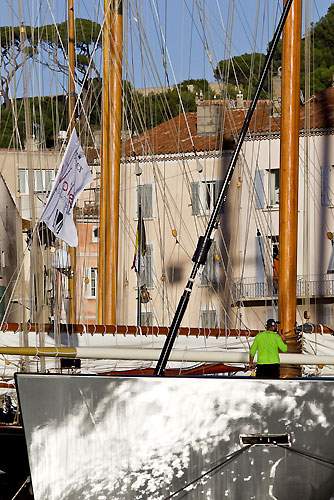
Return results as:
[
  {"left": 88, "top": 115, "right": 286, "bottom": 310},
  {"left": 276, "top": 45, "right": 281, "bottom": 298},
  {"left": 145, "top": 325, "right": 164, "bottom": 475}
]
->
[
  {"left": 0, "top": 18, "right": 102, "bottom": 111},
  {"left": 214, "top": 3, "right": 334, "bottom": 97},
  {"left": 3, "top": 4, "right": 334, "bottom": 148}
]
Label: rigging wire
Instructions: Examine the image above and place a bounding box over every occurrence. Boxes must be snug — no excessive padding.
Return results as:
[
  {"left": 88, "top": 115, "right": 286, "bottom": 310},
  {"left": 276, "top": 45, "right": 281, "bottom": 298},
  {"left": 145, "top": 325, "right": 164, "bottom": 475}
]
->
[
  {"left": 278, "top": 445, "right": 334, "bottom": 470},
  {"left": 163, "top": 445, "right": 251, "bottom": 500},
  {"left": 1, "top": 1, "right": 333, "bottom": 375}
]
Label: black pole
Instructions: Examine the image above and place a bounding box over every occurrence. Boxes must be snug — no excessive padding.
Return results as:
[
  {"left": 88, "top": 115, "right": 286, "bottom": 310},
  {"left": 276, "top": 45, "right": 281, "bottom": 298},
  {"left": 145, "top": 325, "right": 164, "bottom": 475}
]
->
[
  {"left": 154, "top": 0, "right": 294, "bottom": 376},
  {"left": 137, "top": 204, "right": 142, "bottom": 326}
]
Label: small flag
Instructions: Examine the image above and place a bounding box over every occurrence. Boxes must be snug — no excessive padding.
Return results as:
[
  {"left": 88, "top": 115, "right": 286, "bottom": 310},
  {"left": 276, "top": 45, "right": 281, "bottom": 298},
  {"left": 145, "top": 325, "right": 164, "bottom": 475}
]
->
[
  {"left": 132, "top": 217, "right": 146, "bottom": 274},
  {"left": 41, "top": 129, "right": 93, "bottom": 247}
]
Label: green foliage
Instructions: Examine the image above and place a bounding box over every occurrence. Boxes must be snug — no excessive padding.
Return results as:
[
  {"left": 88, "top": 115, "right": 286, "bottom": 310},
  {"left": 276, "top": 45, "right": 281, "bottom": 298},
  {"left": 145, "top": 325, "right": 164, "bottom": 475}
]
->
[
  {"left": 0, "top": 96, "right": 66, "bottom": 148},
  {"left": 214, "top": 52, "right": 269, "bottom": 99},
  {"left": 214, "top": 3, "right": 334, "bottom": 96},
  {"left": 38, "top": 18, "right": 101, "bottom": 48},
  {"left": 123, "top": 79, "right": 213, "bottom": 134}
]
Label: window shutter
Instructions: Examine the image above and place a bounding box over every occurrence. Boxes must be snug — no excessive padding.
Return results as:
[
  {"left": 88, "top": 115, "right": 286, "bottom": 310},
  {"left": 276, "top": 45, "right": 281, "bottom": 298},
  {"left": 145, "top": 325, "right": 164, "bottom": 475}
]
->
[
  {"left": 201, "top": 243, "right": 218, "bottom": 286},
  {"left": 321, "top": 165, "right": 331, "bottom": 206},
  {"left": 141, "top": 311, "right": 153, "bottom": 327},
  {"left": 137, "top": 184, "right": 153, "bottom": 219},
  {"left": 35, "top": 171, "right": 43, "bottom": 192},
  {"left": 200, "top": 310, "right": 217, "bottom": 328},
  {"left": 44, "top": 170, "right": 53, "bottom": 192},
  {"left": 18, "top": 170, "right": 28, "bottom": 194},
  {"left": 143, "top": 244, "right": 153, "bottom": 287},
  {"left": 322, "top": 304, "right": 332, "bottom": 326},
  {"left": 327, "top": 244, "right": 334, "bottom": 274},
  {"left": 0, "top": 286, "right": 5, "bottom": 321},
  {"left": 211, "top": 241, "right": 218, "bottom": 285},
  {"left": 191, "top": 182, "right": 200, "bottom": 215},
  {"left": 255, "top": 236, "right": 265, "bottom": 285},
  {"left": 215, "top": 180, "right": 224, "bottom": 214},
  {"left": 201, "top": 262, "right": 209, "bottom": 286},
  {"left": 137, "top": 185, "right": 143, "bottom": 218},
  {"left": 254, "top": 170, "right": 265, "bottom": 209},
  {"left": 84, "top": 267, "right": 88, "bottom": 297},
  {"left": 143, "top": 184, "right": 153, "bottom": 218}
]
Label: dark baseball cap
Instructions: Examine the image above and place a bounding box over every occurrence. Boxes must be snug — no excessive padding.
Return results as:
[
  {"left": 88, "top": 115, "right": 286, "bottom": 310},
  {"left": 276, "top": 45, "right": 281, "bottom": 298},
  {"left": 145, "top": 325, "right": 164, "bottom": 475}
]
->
[{"left": 266, "top": 318, "right": 280, "bottom": 329}]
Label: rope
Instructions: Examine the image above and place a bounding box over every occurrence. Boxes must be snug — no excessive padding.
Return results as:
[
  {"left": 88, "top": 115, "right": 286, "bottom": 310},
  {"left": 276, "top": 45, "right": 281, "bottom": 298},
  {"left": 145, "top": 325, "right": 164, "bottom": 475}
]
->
[
  {"left": 278, "top": 445, "right": 334, "bottom": 470},
  {"left": 11, "top": 476, "right": 31, "bottom": 500}
]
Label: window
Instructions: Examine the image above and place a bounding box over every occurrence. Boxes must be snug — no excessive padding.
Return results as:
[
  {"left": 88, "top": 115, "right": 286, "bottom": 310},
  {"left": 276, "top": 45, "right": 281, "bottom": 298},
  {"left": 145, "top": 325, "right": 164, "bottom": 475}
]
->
[
  {"left": 321, "top": 166, "right": 333, "bottom": 206},
  {"left": 272, "top": 241, "right": 279, "bottom": 294},
  {"left": 141, "top": 311, "right": 153, "bottom": 327},
  {"left": 269, "top": 169, "right": 280, "bottom": 206},
  {"left": 328, "top": 238, "right": 334, "bottom": 274},
  {"left": 199, "top": 309, "right": 218, "bottom": 328},
  {"left": 85, "top": 268, "right": 98, "bottom": 299},
  {"left": 254, "top": 170, "right": 265, "bottom": 209},
  {"left": 92, "top": 225, "right": 99, "bottom": 243},
  {"left": 18, "top": 169, "right": 54, "bottom": 195},
  {"left": 137, "top": 184, "right": 153, "bottom": 219},
  {"left": 18, "top": 170, "right": 28, "bottom": 194},
  {"left": 322, "top": 304, "right": 332, "bottom": 326},
  {"left": 191, "top": 180, "right": 223, "bottom": 215},
  {"left": 203, "top": 181, "right": 217, "bottom": 213},
  {"left": 201, "top": 242, "right": 219, "bottom": 286},
  {"left": 35, "top": 170, "right": 44, "bottom": 192},
  {"left": 142, "top": 244, "right": 153, "bottom": 288},
  {"left": 44, "top": 170, "right": 54, "bottom": 193}
]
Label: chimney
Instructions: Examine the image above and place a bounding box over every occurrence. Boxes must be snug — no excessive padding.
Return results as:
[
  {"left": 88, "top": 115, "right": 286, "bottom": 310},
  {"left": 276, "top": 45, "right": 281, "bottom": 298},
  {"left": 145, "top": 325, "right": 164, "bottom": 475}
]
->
[
  {"left": 272, "top": 67, "right": 281, "bottom": 115},
  {"left": 236, "top": 92, "right": 244, "bottom": 109},
  {"left": 25, "top": 135, "right": 39, "bottom": 151},
  {"left": 197, "top": 102, "right": 222, "bottom": 136}
]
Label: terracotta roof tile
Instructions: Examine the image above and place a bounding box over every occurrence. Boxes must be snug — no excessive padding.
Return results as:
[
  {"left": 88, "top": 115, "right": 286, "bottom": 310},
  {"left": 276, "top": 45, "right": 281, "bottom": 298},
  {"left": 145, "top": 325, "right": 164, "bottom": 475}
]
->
[{"left": 96, "top": 87, "right": 334, "bottom": 160}]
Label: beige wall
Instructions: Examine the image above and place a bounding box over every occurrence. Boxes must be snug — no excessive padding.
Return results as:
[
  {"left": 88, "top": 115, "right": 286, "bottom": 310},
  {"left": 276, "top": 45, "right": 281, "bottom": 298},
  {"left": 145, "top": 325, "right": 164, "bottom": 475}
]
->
[
  {"left": 1, "top": 130, "right": 334, "bottom": 331},
  {"left": 0, "top": 173, "right": 21, "bottom": 322},
  {"left": 116, "top": 132, "right": 334, "bottom": 331}
]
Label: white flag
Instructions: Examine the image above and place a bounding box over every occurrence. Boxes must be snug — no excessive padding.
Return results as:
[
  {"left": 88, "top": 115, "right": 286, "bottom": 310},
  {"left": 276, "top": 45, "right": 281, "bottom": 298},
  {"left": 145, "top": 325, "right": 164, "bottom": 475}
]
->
[{"left": 41, "top": 129, "right": 93, "bottom": 247}]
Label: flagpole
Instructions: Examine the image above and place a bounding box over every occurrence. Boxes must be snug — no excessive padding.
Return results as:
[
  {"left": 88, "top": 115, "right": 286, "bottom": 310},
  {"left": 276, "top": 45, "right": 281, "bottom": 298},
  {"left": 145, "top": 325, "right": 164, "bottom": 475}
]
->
[{"left": 137, "top": 204, "right": 142, "bottom": 326}]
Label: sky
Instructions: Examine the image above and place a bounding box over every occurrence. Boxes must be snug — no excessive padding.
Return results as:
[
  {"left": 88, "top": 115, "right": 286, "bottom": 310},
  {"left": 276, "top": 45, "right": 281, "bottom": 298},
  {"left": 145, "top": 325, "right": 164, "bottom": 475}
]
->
[{"left": 1, "top": 0, "right": 334, "bottom": 97}]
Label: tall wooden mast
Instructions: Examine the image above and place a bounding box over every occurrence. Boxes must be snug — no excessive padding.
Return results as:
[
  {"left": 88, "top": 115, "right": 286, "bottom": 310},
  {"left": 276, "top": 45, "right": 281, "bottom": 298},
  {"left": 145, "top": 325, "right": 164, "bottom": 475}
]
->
[
  {"left": 278, "top": 0, "right": 302, "bottom": 377},
  {"left": 98, "top": 0, "right": 110, "bottom": 322},
  {"left": 68, "top": 0, "right": 76, "bottom": 323},
  {"left": 98, "top": 0, "right": 123, "bottom": 323}
]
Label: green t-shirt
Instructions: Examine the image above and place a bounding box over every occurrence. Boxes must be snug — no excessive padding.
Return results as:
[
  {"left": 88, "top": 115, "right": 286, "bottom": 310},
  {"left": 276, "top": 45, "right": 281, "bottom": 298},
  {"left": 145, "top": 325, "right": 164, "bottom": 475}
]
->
[{"left": 250, "top": 330, "right": 287, "bottom": 364}]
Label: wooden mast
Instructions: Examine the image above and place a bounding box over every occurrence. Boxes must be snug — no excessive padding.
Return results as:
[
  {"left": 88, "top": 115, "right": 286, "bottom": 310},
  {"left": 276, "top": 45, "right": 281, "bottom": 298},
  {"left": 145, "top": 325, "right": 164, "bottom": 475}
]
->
[
  {"left": 279, "top": 0, "right": 302, "bottom": 377},
  {"left": 98, "top": 0, "right": 111, "bottom": 322},
  {"left": 98, "top": 0, "right": 123, "bottom": 323},
  {"left": 68, "top": 0, "right": 76, "bottom": 323}
]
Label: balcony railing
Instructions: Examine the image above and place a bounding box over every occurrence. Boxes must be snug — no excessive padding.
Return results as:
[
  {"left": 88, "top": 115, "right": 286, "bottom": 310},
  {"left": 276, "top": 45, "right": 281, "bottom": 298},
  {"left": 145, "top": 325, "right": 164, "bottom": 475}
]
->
[
  {"left": 76, "top": 200, "right": 99, "bottom": 217},
  {"left": 232, "top": 275, "right": 334, "bottom": 300}
]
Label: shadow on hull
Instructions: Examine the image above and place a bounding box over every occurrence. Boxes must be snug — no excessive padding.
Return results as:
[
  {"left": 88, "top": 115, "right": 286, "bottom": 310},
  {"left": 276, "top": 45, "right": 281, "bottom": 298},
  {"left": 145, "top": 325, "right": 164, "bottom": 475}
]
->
[{"left": 16, "top": 374, "right": 334, "bottom": 500}]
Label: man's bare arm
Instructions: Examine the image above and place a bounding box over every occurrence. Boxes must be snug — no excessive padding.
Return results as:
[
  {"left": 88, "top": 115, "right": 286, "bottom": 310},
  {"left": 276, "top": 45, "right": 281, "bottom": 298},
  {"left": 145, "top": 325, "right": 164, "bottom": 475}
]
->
[
  {"left": 249, "top": 355, "right": 255, "bottom": 370},
  {"left": 279, "top": 330, "right": 286, "bottom": 343}
]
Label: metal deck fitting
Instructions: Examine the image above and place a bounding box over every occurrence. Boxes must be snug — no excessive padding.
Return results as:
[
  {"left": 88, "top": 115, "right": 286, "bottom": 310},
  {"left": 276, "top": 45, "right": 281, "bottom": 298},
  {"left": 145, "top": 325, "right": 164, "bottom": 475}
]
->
[{"left": 239, "top": 434, "right": 291, "bottom": 447}]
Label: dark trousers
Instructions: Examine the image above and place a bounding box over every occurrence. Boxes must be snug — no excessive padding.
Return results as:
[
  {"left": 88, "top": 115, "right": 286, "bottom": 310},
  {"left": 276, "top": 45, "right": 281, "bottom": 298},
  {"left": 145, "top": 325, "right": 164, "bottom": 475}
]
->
[{"left": 256, "top": 364, "right": 280, "bottom": 379}]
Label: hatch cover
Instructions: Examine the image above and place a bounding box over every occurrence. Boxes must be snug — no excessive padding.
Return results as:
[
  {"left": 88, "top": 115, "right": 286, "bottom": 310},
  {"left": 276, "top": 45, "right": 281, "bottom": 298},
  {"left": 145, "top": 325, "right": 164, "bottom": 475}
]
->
[{"left": 239, "top": 433, "right": 291, "bottom": 446}]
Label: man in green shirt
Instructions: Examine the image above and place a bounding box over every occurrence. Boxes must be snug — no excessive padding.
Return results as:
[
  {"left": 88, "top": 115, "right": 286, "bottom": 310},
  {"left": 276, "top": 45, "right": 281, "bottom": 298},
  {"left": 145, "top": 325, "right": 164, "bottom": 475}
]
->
[{"left": 249, "top": 319, "right": 287, "bottom": 379}]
